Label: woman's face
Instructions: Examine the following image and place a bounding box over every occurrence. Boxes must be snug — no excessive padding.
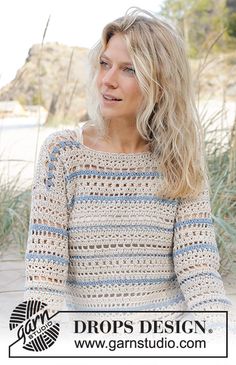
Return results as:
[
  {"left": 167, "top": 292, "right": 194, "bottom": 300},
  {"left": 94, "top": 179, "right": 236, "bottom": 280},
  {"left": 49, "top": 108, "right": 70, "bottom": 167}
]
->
[{"left": 96, "top": 33, "right": 143, "bottom": 124}]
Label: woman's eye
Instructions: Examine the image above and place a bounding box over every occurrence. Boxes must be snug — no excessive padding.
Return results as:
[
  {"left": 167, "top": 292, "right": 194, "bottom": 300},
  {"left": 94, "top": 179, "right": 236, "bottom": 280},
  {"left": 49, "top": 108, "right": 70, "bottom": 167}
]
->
[
  {"left": 125, "top": 67, "right": 135, "bottom": 74},
  {"left": 99, "top": 60, "right": 109, "bottom": 68}
]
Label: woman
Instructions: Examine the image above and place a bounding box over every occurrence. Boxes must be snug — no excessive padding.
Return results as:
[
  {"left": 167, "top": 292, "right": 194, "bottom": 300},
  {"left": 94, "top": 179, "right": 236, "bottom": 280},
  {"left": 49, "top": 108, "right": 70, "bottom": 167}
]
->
[{"left": 25, "top": 7, "right": 231, "bottom": 315}]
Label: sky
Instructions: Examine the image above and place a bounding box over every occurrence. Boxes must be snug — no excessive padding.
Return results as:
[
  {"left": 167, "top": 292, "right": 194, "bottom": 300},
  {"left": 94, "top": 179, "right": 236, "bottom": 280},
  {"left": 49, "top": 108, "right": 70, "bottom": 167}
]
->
[{"left": 0, "top": 0, "right": 164, "bottom": 88}]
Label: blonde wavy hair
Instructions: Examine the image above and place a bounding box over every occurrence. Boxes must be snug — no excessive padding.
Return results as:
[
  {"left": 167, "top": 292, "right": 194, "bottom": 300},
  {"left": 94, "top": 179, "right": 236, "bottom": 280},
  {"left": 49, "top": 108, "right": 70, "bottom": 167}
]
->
[{"left": 86, "top": 7, "right": 208, "bottom": 199}]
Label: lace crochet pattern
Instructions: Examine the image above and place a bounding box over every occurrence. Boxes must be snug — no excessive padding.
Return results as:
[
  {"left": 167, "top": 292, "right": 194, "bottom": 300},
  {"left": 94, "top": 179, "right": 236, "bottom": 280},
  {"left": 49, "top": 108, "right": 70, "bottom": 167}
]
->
[{"left": 24, "top": 127, "right": 231, "bottom": 313}]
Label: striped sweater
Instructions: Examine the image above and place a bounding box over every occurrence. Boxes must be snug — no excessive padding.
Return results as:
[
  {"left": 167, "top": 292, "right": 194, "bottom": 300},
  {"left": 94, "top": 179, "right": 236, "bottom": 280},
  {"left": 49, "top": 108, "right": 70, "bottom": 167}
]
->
[{"left": 24, "top": 124, "right": 231, "bottom": 313}]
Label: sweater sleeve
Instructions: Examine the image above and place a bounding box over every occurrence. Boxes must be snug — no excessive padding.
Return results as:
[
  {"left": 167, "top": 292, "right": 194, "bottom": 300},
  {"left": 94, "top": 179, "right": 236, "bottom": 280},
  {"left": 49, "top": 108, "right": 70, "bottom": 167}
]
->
[
  {"left": 24, "top": 132, "right": 69, "bottom": 313},
  {"left": 173, "top": 182, "right": 231, "bottom": 312}
]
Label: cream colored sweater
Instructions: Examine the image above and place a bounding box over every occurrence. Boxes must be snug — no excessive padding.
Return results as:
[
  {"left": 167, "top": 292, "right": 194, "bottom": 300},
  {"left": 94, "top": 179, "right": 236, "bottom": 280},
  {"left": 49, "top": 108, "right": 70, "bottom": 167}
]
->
[{"left": 24, "top": 125, "right": 231, "bottom": 313}]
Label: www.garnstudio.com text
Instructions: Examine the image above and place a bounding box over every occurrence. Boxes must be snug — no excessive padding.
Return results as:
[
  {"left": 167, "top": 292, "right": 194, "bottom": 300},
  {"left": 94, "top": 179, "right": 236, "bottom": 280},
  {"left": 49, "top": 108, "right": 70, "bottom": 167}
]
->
[{"left": 74, "top": 337, "right": 206, "bottom": 351}]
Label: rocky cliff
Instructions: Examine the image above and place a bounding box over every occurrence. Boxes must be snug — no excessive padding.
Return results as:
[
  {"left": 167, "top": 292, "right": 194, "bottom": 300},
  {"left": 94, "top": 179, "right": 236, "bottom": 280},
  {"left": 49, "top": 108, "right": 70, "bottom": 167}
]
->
[{"left": 0, "top": 42, "right": 89, "bottom": 124}]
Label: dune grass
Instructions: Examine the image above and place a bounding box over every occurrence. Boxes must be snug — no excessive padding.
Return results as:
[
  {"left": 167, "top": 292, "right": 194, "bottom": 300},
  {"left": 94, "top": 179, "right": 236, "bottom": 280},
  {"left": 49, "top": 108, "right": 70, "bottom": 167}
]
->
[
  {"left": 206, "top": 124, "right": 236, "bottom": 275},
  {"left": 0, "top": 171, "right": 31, "bottom": 255},
  {"left": 194, "top": 35, "right": 236, "bottom": 275}
]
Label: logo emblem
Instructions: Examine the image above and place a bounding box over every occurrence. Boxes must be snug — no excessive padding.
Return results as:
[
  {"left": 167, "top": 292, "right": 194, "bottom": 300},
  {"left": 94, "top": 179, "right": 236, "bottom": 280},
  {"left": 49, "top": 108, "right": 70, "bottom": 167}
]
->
[{"left": 9, "top": 300, "right": 60, "bottom": 352}]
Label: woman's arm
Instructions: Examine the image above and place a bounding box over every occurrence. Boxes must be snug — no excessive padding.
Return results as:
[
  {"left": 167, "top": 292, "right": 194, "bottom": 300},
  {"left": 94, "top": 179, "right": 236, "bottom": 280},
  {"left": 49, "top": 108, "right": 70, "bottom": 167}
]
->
[
  {"left": 24, "top": 132, "right": 69, "bottom": 313},
  {"left": 173, "top": 182, "right": 231, "bottom": 311}
]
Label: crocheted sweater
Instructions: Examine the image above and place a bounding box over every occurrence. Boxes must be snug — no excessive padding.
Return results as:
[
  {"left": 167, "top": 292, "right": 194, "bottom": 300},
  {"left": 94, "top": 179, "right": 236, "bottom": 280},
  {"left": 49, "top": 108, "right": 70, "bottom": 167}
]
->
[{"left": 24, "top": 125, "right": 231, "bottom": 313}]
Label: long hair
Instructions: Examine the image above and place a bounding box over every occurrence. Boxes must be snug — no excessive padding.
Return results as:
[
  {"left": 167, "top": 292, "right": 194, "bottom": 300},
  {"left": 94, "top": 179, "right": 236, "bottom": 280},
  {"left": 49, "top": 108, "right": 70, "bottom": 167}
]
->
[{"left": 86, "top": 7, "right": 208, "bottom": 199}]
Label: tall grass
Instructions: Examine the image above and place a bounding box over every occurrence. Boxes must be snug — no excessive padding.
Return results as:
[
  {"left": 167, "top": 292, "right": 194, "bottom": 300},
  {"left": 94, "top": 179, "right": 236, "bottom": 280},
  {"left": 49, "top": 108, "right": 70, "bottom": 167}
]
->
[
  {"left": 0, "top": 171, "right": 31, "bottom": 255},
  {"left": 206, "top": 121, "right": 236, "bottom": 275},
  {"left": 195, "top": 37, "right": 236, "bottom": 275}
]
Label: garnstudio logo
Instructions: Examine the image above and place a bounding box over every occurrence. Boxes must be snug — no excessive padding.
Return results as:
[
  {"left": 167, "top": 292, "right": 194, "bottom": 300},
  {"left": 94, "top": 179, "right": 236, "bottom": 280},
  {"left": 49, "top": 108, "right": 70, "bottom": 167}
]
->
[{"left": 9, "top": 300, "right": 60, "bottom": 352}]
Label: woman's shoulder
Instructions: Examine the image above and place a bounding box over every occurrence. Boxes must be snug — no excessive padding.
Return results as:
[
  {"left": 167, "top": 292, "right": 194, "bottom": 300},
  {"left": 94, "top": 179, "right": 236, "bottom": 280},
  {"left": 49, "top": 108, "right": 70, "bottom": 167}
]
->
[
  {"left": 40, "top": 123, "right": 90, "bottom": 155},
  {"left": 41, "top": 120, "right": 94, "bottom": 149}
]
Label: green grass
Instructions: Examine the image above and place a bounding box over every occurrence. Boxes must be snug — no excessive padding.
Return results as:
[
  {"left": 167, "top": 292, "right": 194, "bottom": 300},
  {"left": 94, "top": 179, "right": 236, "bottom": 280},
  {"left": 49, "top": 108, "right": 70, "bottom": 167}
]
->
[
  {"left": 0, "top": 171, "right": 31, "bottom": 255},
  {"left": 207, "top": 140, "right": 236, "bottom": 275},
  {"left": 194, "top": 35, "right": 236, "bottom": 275}
]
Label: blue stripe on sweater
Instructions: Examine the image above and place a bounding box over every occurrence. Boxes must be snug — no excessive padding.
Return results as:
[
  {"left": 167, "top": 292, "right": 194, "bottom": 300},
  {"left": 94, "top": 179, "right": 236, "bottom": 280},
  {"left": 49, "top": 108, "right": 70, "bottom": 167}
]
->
[
  {"left": 191, "top": 298, "right": 231, "bottom": 309},
  {"left": 26, "top": 253, "right": 69, "bottom": 265},
  {"left": 67, "top": 276, "right": 177, "bottom": 287},
  {"left": 30, "top": 224, "right": 68, "bottom": 237},
  {"left": 66, "top": 169, "right": 160, "bottom": 182},
  {"left": 68, "top": 194, "right": 178, "bottom": 207},
  {"left": 174, "top": 218, "right": 213, "bottom": 229},
  {"left": 179, "top": 271, "right": 222, "bottom": 285},
  {"left": 173, "top": 243, "right": 218, "bottom": 257},
  {"left": 69, "top": 224, "right": 174, "bottom": 233},
  {"left": 58, "top": 140, "right": 81, "bottom": 149}
]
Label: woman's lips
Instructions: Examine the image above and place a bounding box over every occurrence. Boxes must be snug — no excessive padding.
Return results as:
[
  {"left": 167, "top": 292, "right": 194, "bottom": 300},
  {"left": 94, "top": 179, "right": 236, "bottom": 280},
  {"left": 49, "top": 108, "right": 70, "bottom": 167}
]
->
[
  {"left": 102, "top": 94, "right": 122, "bottom": 104},
  {"left": 102, "top": 95, "right": 121, "bottom": 107}
]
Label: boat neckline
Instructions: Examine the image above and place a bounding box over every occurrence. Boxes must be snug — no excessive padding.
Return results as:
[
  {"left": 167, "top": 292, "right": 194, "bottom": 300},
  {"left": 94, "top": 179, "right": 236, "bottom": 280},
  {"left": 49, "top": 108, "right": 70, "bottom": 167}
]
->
[{"left": 75, "top": 126, "right": 152, "bottom": 157}]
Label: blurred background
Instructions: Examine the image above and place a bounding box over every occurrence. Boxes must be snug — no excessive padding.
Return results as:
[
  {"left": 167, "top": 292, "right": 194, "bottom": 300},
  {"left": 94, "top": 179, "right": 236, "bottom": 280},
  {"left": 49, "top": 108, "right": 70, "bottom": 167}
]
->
[{"left": 0, "top": 0, "right": 235, "bottom": 328}]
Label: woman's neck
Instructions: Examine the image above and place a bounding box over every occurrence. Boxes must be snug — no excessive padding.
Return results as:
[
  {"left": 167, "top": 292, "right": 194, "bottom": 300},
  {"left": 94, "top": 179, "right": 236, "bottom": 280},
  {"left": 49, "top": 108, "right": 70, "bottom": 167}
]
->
[{"left": 102, "top": 120, "right": 148, "bottom": 153}]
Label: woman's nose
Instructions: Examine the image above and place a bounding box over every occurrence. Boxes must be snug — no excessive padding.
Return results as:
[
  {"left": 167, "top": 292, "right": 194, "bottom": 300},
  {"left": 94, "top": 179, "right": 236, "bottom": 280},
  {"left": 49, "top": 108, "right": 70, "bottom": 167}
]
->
[{"left": 102, "top": 68, "right": 118, "bottom": 88}]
